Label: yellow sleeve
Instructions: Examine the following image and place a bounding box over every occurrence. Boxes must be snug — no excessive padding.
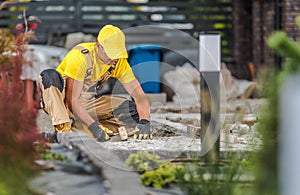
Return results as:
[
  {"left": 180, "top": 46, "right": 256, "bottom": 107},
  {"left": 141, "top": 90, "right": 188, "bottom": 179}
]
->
[
  {"left": 119, "top": 68, "right": 135, "bottom": 83},
  {"left": 112, "top": 58, "right": 135, "bottom": 83},
  {"left": 57, "top": 49, "right": 88, "bottom": 81}
]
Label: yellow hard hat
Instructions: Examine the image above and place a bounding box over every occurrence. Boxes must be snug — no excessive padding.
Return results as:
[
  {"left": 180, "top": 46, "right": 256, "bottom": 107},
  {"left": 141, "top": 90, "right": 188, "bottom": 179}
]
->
[{"left": 97, "top": 25, "right": 128, "bottom": 59}]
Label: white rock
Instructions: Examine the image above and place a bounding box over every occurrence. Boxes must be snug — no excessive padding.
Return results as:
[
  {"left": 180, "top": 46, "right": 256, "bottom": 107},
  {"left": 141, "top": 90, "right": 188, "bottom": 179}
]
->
[{"left": 220, "top": 133, "right": 238, "bottom": 144}]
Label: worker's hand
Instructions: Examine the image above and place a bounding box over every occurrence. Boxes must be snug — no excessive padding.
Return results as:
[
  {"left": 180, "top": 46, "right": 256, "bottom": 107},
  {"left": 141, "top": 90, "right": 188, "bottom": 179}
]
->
[
  {"left": 134, "top": 119, "right": 153, "bottom": 140},
  {"left": 99, "top": 124, "right": 115, "bottom": 137},
  {"left": 88, "top": 121, "right": 110, "bottom": 142}
]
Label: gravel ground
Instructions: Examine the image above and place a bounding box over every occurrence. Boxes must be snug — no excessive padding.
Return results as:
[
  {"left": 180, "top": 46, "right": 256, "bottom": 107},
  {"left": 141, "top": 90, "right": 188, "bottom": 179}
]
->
[{"left": 37, "top": 98, "right": 266, "bottom": 158}]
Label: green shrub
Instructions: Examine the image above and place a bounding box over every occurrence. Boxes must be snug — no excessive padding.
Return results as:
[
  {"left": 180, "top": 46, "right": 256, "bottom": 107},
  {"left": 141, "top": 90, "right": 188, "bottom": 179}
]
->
[
  {"left": 177, "top": 155, "right": 255, "bottom": 195},
  {"left": 126, "top": 152, "right": 255, "bottom": 193},
  {"left": 141, "top": 163, "right": 185, "bottom": 189},
  {"left": 126, "top": 152, "right": 185, "bottom": 189},
  {"left": 126, "top": 151, "right": 160, "bottom": 174},
  {"left": 0, "top": 182, "right": 8, "bottom": 195}
]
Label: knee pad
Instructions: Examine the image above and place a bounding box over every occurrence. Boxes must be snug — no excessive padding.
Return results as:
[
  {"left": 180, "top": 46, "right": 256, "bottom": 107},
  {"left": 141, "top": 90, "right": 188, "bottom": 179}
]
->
[{"left": 40, "top": 69, "right": 64, "bottom": 92}]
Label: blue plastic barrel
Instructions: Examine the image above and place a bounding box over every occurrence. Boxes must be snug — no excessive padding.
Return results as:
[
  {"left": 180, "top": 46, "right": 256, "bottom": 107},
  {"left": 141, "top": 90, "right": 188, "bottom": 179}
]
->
[{"left": 128, "top": 44, "right": 161, "bottom": 93}]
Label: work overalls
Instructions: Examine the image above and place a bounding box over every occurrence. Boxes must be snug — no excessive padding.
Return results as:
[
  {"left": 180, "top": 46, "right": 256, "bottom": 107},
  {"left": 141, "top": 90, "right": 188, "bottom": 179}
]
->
[{"left": 39, "top": 46, "right": 139, "bottom": 137}]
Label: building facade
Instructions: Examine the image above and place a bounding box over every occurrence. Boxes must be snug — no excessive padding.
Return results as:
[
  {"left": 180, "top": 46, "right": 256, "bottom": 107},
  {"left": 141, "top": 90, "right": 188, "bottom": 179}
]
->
[{"left": 232, "top": 0, "right": 300, "bottom": 79}]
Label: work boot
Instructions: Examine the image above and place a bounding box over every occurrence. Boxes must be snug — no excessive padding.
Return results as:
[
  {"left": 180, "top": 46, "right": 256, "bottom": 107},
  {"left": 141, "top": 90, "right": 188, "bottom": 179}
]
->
[
  {"left": 43, "top": 123, "right": 71, "bottom": 143},
  {"left": 54, "top": 122, "right": 72, "bottom": 133},
  {"left": 42, "top": 123, "right": 72, "bottom": 143}
]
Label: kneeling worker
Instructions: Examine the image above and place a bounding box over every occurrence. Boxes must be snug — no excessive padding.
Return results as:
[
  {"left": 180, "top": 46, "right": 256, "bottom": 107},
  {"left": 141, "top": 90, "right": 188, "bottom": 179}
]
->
[{"left": 40, "top": 24, "right": 152, "bottom": 142}]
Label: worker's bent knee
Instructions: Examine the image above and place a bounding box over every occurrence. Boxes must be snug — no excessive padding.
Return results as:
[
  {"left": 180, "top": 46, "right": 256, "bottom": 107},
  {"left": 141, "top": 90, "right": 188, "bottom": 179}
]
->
[{"left": 40, "top": 69, "right": 64, "bottom": 92}]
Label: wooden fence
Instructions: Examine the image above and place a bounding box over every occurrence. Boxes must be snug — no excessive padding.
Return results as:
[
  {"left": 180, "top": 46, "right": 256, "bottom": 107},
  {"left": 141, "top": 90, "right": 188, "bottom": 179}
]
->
[{"left": 0, "top": 0, "right": 233, "bottom": 62}]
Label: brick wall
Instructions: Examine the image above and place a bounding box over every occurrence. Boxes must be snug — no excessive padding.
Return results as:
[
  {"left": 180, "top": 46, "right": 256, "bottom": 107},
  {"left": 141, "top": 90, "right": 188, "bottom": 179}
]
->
[
  {"left": 249, "top": 1, "right": 275, "bottom": 75},
  {"left": 252, "top": 0, "right": 300, "bottom": 72},
  {"left": 252, "top": 1, "right": 263, "bottom": 70},
  {"left": 262, "top": 1, "right": 276, "bottom": 68},
  {"left": 231, "top": 0, "right": 252, "bottom": 80},
  {"left": 233, "top": 0, "right": 300, "bottom": 79},
  {"left": 281, "top": 0, "right": 300, "bottom": 41}
]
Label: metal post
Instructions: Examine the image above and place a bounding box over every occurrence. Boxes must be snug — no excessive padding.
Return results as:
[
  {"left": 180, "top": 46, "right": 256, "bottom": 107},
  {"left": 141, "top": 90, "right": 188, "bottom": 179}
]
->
[
  {"left": 199, "top": 32, "right": 221, "bottom": 163},
  {"left": 279, "top": 76, "right": 300, "bottom": 195}
]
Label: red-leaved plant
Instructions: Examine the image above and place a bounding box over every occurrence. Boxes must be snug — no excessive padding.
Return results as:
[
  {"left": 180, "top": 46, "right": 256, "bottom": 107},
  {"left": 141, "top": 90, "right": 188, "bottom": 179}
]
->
[{"left": 0, "top": 28, "right": 39, "bottom": 194}]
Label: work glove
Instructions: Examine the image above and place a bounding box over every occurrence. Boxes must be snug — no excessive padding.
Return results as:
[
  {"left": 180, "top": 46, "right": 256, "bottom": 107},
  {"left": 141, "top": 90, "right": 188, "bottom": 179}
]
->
[
  {"left": 88, "top": 121, "right": 110, "bottom": 142},
  {"left": 133, "top": 119, "right": 153, "bottom": 140},
  {"left": 99, "top": 124, "right": 115, "bottom": 137}
]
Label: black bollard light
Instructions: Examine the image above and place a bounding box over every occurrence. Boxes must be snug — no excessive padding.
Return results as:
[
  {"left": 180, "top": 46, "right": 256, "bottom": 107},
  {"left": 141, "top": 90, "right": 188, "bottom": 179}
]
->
[{"left": 199, "top": 32, "right": 221, "bottom": 163}]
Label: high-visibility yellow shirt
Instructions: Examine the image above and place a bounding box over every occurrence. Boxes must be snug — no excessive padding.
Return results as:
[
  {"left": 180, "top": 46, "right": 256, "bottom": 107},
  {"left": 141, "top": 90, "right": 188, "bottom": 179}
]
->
[{"left": 56, "top": 42, "right": 135, "bottom": 84}]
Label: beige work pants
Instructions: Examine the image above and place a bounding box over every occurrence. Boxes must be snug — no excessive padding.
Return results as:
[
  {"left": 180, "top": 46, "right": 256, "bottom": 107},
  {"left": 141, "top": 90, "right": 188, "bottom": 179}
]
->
[{"left": 40, "top": 77, "right": 139, "bottom": 137}]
